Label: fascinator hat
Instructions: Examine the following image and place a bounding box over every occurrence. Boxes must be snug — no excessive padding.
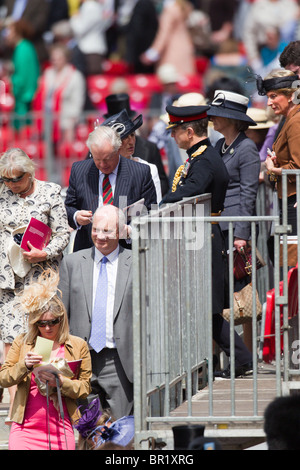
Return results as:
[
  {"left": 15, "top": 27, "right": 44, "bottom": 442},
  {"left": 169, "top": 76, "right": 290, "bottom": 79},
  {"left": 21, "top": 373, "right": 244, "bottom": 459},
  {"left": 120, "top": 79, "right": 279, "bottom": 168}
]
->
[
  {"left": 91, "top": 415, "right": 135, "bottom": 448},
  {"left": 101, "top": 109, "right": 143, "bottom": 140},
  {"left": 20, "top": 267, "right": 61, "bottom": 318},
  {"left": 73, "top": 397, "right": 103, "bottom": 439},
  {"left": 73, "top": 397, "right": 135, "bottom": 448},
  {"left": 256, "top": 74, "right": 298, "bottom": 96},
  {"left": 207, "top": 90, "right": 256, "bottom": 125}
]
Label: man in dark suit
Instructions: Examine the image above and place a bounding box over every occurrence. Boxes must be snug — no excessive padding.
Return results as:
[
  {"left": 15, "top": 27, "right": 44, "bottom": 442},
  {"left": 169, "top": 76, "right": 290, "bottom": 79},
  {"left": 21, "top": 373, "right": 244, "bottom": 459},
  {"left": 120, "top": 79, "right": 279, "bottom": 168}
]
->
[
  {"left": 65, "top": 125, "right": 157, "bottom": 252},
  {"left": 58, "top": 205, "right": 133, "bottom": 419},
  {"left": 162, "top": 104, "right": 253, "bottom": 378}
]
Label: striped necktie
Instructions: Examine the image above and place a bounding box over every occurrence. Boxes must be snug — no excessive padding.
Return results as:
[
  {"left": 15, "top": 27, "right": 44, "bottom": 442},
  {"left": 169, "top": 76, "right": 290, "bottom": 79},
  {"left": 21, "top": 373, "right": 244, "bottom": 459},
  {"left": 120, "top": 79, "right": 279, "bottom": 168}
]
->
[{"left": 102, "top": 174, "right": 113, "bottom": 205}]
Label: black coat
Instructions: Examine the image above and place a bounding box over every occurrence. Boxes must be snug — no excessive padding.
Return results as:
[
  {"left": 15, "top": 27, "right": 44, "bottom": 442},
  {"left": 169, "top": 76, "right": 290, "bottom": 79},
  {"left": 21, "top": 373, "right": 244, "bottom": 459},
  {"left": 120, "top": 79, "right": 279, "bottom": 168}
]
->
[
  {"left": 162, "top": 138, "right": 230, "bottom": 313},
  {"left": 134, "top": 135, "right": 169, "bottom": 196}
]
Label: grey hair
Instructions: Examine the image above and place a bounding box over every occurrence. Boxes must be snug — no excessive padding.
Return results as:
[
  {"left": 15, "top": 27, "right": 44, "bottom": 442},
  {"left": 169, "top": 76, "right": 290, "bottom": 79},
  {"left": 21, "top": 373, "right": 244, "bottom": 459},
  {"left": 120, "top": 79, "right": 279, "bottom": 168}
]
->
[
  {"left": 0, "top": 148, "right": 35, "bottom": 177},
  {"left": 86, "top": 125, "right": 122, "bottom": 152}
]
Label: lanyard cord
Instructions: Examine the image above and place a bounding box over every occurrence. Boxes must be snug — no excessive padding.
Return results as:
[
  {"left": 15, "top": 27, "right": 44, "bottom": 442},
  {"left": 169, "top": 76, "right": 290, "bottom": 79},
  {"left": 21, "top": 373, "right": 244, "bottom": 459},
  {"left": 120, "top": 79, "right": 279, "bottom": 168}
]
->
[
  {"left": 55, "top": 374, "right": 68, "bottom": 451},
  {"left": 46, "top": 381, "right": 51, "bottom": 451},
  {"left": 46, "top": 375, "right": 68, "bottom": 451}
]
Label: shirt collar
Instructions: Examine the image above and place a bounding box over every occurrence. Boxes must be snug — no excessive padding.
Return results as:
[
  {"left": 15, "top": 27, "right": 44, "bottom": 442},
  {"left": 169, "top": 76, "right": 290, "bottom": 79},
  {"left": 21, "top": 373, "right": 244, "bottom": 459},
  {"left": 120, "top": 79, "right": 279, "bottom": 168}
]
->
[
  {"left": 95, "top": 245, "right": 119, "bottom": 264},
  {"left": 99, "top": 157, "right": 120, "bottom": 177}
]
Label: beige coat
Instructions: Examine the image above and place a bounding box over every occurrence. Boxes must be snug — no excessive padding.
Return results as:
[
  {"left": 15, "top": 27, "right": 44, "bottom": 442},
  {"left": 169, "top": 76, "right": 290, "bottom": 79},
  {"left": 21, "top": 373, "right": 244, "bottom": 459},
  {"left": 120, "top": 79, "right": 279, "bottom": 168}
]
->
[
  {"left": 150, "top": 0, "right": 196, "bottom": 76},
  {"left": 0, "top": 334, "right": 92, "bottom": 424}
]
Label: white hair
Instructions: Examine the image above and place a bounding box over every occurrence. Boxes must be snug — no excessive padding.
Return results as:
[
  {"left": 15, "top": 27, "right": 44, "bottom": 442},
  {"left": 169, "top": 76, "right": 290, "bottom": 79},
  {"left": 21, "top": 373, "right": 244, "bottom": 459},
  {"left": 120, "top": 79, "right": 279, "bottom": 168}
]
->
[{"left": 86, "top": 125, "right": 122, "bottom": 152}]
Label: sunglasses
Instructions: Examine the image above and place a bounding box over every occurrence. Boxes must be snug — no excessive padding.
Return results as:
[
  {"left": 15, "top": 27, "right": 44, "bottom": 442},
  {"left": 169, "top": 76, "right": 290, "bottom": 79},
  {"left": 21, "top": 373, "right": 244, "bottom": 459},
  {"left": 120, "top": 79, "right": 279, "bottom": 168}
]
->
[
  {"left": 2, "top": 173, "right": 26, "bottom": 183},
  {"left": 36, "top": 318, "right": 61, "bottom": 327}
]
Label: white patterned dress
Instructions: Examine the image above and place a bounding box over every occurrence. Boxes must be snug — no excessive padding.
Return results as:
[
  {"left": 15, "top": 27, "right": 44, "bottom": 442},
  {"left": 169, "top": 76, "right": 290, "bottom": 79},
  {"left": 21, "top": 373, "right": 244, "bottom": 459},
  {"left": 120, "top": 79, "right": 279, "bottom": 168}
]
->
[{"left": 0, "top": 179, "right": 70, "bottom": 343}]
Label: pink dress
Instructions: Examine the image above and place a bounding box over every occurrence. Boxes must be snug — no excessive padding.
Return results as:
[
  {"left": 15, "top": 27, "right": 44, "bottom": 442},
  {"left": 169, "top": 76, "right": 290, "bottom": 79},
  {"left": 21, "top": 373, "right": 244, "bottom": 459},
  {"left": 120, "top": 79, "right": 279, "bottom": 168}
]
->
[{"left": 9, "top": 345, "right": 75, "bottom": 450}]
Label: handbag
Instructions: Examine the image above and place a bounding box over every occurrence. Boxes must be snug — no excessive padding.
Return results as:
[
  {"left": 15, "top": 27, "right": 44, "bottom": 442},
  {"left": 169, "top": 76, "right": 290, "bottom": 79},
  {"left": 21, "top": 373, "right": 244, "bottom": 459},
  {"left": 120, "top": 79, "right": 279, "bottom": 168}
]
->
[
  {"left": 222, "top": 283, "right": 262, "bottom": 325},
  {"left": 233, "top": 244, "right": 266, "bottom": 280}
]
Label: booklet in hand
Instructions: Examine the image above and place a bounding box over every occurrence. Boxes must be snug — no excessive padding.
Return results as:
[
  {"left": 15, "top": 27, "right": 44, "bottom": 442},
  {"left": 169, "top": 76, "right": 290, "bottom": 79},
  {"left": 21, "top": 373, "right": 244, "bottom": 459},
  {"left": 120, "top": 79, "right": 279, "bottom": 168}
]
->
[
  {"left": 33, "top": 358, "right": 82, "bottom": 380},
  {"left": 21, "top": 217, "right": 52, "bottom": 252}
]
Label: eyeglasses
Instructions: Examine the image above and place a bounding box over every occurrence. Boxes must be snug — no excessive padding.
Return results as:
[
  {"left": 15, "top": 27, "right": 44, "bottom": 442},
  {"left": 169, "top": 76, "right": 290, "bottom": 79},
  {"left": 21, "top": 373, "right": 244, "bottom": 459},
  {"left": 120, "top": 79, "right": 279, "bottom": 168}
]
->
[
  {"left": 2, "top": 173, "right": 26, "bottom": 183},
  {"left": 36, "top": 318, "right": 61, "bottom": 327}
]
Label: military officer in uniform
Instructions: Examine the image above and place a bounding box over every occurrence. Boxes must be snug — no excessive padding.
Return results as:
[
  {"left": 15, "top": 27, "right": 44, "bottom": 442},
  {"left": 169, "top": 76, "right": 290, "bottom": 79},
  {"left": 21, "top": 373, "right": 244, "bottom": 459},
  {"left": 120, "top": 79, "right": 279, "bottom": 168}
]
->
[{"left": 161, "top": 105, "right": 253, "bottom": 378}]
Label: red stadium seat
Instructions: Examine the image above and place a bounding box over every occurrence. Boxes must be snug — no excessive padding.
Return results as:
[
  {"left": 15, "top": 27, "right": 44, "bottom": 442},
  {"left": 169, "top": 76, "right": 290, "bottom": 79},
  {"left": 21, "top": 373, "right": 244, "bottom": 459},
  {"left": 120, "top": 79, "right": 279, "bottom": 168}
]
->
[
  {"left": 262, "top": 265, "right": 298, "bottom": 363},
  {"left": 75, "top": 123, "right": 91, "bottom": 141},
  {"left": 20, "top": 140, "right": 46, "bottom": 160},
  {"left": 58, "top": 140, "right": 88, "bottom": 160},
  {"left": 102, "top": 59, "right": 130, "bottom": 76}
]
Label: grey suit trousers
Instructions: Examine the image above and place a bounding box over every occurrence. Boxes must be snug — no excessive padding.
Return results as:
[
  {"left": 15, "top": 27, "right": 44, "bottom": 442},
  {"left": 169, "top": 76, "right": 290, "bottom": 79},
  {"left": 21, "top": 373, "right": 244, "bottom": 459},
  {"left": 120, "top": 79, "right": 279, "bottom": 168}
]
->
[{"left": 90, "top": 348, "right": 133, "bottom": 420}]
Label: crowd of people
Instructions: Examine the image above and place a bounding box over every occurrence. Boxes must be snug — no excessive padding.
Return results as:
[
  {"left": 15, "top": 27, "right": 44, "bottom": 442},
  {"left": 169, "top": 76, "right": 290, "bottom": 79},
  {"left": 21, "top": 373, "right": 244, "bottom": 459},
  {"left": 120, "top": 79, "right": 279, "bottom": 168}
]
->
[{"left": 0, "top": 0, "right": 300, "bottom": 451}]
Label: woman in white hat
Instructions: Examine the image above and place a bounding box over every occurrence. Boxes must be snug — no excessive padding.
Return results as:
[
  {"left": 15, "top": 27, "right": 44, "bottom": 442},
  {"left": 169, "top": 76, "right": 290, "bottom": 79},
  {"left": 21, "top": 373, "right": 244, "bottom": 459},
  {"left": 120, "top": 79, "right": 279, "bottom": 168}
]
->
[
  {"left": 207, "top": 90, "right": 261, "bottom": 358},
  {"left": 207, "top": 90, "right": 260, "bottom": 253}
]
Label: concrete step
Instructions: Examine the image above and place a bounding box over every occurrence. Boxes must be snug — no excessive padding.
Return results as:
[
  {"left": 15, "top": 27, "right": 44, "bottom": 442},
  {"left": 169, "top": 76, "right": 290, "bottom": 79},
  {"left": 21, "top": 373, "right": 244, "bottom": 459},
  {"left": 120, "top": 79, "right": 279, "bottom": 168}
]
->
[{"left": 0, "top": 402, "right": 10, "bottom": 450}]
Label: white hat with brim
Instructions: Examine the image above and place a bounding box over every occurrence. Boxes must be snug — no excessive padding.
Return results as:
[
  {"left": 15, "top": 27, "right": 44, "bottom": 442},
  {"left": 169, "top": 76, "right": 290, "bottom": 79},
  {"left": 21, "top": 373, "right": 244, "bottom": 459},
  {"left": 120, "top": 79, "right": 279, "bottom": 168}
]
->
[
  {"left": 207, "top": 90, "right": 256, "bottom": 125},
  {"left": 7, "top": 226, "right": 31, "bottom": 278}
]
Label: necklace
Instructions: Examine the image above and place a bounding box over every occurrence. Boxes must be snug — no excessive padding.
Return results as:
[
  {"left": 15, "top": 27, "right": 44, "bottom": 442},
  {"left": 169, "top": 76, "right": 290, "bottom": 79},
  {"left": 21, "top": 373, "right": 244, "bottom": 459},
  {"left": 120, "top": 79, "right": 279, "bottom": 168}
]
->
[
  {"left": 221, "top": 133, "right": 240, "bottom": 154},
  {"left": 18, "top": 179, "right": 34, "bottom": 196}
]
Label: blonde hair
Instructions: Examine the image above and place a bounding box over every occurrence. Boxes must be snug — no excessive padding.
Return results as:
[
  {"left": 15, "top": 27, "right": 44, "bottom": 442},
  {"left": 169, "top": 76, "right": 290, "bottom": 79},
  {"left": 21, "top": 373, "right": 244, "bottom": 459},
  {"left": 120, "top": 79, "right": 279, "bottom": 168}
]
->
[
  {"left": 0, "top": 148, "right": 35, "bottom": 178},
  {"left": 20, "top": 268, "right": 69, "bottom": 344}
]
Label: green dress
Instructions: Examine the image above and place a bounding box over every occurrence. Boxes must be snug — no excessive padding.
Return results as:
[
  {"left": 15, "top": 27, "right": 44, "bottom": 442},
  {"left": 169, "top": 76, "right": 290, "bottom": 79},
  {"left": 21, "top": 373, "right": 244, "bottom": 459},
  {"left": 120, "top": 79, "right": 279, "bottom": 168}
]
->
[{"left": 12, "top": 39, "right": 40, "bottom": 129}]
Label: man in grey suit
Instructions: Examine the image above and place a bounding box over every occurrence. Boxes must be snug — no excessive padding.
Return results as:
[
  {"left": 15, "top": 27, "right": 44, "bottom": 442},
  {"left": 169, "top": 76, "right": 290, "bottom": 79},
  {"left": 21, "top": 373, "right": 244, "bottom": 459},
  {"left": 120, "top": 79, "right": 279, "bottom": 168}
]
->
[{"left": 58, "top": 205, "right": 133, "bottom": 419}]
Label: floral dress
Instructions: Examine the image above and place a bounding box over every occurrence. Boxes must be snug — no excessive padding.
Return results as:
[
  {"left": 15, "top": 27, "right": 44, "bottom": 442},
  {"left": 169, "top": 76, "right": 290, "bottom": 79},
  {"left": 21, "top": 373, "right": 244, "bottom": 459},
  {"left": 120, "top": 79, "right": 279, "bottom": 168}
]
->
[{"left": 0, "top": 179, "right": 70, "bottom": 343}]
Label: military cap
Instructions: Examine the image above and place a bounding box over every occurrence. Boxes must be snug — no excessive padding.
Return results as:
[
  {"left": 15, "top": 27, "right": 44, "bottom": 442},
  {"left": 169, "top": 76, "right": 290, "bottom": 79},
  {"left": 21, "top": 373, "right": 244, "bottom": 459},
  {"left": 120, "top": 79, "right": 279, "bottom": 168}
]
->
[{"left": 166, "top": 105, "right": 210, "bottom": 130}]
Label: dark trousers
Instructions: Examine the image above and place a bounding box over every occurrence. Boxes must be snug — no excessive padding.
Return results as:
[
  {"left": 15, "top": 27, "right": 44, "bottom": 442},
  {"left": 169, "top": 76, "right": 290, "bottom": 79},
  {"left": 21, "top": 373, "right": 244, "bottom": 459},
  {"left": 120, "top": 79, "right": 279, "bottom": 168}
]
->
[{"left": 213, "top": 313, "right": 252, "bottom": 367}]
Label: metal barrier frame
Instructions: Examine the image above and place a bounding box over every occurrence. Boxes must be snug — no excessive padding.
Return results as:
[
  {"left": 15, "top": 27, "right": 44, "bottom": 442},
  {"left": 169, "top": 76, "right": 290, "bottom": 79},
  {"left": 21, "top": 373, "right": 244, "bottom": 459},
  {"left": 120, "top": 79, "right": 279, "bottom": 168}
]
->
[{"left": 132, "top": 194, "right": 286, "bottom": 449}]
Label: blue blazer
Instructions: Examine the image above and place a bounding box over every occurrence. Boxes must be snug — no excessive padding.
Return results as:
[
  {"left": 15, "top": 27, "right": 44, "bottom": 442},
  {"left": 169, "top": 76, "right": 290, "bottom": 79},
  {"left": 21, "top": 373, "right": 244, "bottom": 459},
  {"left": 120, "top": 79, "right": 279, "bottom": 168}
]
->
[{"left": 65, "top": 155, "right": 157, "bottom": 251}]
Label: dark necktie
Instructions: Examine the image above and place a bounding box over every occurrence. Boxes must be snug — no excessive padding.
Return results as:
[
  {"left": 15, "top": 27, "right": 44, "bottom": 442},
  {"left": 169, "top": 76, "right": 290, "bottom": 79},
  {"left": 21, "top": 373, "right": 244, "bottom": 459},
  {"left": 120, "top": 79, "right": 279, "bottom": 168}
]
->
[{"left": 102, "top": 174, "right": 113, "bottom": 205}]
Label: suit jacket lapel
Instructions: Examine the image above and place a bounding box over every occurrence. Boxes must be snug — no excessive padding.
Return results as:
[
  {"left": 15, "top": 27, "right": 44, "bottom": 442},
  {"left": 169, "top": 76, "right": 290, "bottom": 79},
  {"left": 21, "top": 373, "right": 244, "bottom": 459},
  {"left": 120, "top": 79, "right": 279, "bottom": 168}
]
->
[
  {"left": 81, "top": 247, "right": 95, "bottom": 320},
  {"left": 222, "top": 132, "right": 246, "bottom": 164},
  {"left": 114, "top": 157, "right": 131, "bottom": 209},
  {"left": 113, "top": 245, "right": 132, "bottom": 320},
  {"left": 87, "top": 161, "right": 100, "bottom": 214}
]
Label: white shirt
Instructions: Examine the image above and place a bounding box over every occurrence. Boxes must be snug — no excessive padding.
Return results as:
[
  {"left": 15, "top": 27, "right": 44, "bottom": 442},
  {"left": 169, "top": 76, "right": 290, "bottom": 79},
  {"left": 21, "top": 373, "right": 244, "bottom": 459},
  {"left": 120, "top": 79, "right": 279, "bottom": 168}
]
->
[
  {"left": 91, "top": 245, "right": 119, "bottom": 349},
  {"left": 132, "top": 156, "right": 162, "bottom": 203},
  {"left": 70, "top": 0, "right": 113, "bottom": 56}
]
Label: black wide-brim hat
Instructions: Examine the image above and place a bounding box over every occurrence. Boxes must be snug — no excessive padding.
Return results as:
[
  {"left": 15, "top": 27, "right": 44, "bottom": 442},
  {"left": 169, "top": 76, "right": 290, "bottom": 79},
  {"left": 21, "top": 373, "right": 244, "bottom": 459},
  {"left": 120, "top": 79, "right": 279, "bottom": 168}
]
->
[
  {"left": 101, "top": 108, "right": 143, "bottom": 139},
  {"left": 207, "top": 90, "right": 256, "bottom": 125},
  {"left": 166, "top": 104, "right": 210, "bottom": 130},
  {"left": 104, "top": 93, "right": 136, "bottom": 118}
]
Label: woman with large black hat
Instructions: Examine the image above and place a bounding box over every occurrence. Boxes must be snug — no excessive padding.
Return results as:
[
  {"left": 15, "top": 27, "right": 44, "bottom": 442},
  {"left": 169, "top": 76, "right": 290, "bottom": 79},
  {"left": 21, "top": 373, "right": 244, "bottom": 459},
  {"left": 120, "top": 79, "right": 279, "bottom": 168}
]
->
[
  {"left": 101, "top": 109, "right": 162, "bottom": 202},
  {"left": 256, "top": 69, "right": 300, "bottom": 268},
  {"left": 207, "top": 91, "right": 261, "bottom": 358},
  {"left": 162, "top": 104, "right": 253, "bottom": 379}
]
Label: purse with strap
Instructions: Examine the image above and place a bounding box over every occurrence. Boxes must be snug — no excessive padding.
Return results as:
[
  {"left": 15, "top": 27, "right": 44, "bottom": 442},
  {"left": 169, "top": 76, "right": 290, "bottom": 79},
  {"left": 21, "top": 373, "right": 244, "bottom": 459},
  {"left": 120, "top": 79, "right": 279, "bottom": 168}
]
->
[
  {"left": 222, "top": 282, "right": 262, "bottom": 325},
  {"left": 233, "top": 245, "right": 266, "bottom": 280}
]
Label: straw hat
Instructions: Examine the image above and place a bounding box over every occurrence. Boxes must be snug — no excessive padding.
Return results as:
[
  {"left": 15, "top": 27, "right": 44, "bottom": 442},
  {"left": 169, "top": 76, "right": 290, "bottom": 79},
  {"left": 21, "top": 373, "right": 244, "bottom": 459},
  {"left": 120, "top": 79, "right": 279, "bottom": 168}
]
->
[{"left": 247, "top": 107, "right": 275, "bottom": 129}]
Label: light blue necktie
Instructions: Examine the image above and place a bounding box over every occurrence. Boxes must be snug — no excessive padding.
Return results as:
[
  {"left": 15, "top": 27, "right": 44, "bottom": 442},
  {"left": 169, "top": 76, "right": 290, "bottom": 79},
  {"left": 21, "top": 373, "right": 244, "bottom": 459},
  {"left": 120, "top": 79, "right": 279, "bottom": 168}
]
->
[{"left": 89, "top": 256, "right": 108, "bottom": 353}]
